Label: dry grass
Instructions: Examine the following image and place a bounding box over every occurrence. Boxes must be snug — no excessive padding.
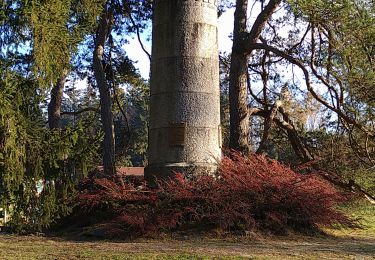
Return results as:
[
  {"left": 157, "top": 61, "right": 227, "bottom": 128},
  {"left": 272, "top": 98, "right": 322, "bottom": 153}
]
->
[{"left": 0, "top": 232, "right": 374, "bottom": 259}]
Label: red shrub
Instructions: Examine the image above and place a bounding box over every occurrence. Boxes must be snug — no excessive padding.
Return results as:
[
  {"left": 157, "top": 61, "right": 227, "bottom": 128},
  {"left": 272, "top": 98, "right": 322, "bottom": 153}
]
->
[{"left": 75, "top": 152, "right": 357, "bottom": 237}]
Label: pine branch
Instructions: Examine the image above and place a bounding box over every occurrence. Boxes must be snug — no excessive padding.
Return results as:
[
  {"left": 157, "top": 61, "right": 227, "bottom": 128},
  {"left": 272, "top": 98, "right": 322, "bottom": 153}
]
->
[
  {"left": 61, "top": 106, "right": 100, "bottom": 116},
  {"left": 246, "top": 42, "right": 375, "bottom": 138}
]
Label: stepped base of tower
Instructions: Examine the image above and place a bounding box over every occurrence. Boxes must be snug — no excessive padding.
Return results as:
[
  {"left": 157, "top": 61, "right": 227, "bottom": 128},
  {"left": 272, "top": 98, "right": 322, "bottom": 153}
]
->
[{"left": 144, "top": 162, "right": 218, "bottom": 183}]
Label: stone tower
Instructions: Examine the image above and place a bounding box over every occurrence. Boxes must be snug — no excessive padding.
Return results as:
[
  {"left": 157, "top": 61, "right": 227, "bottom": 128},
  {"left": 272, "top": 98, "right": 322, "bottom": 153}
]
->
[{"left": 145, "top": 0, "right": 221, "bottom": 180}]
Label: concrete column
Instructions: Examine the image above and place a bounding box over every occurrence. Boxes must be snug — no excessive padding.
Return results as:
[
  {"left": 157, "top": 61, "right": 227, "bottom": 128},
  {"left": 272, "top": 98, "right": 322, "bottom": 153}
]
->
[{"left": 145, "top": 0, "right": 221, "bottom": 180}]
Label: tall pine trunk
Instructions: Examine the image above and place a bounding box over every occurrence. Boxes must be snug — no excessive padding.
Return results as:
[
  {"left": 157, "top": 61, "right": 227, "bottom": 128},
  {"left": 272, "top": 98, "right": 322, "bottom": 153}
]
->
[
  {"left": 48, "top": 73, "right": 67, "bottom": 129},
  {"left": 229, "top": 0, "right": 281, "bottom": 153},
  {"left": 229, "top": 0, "right": 250, "bottom": 153},
  {"left": 93, "top": 11, "right": 115, "bottom": 175}
]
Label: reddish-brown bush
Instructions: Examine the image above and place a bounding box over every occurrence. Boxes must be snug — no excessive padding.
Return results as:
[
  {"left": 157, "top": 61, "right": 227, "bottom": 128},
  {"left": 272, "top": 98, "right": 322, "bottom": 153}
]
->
[{"left": 75, "top": 152, "right": 357, "bottom": 237}]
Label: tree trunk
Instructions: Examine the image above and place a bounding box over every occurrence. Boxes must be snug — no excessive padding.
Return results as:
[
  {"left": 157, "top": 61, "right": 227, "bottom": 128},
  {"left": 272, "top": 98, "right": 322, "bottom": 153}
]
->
[
  {"left": 249, "top": 106, "right": 314, "bottom": 162},
  {"left": 93, "top": 11, "right": 115, "bottom": 175},
  {"left": 48, "top": 73, "right": 67, "bottom": 129},
  {"left": 256, "top": 104, "right": 278, "bottom": 154},
  {"left": 229, "top": 0, "right": 250, "bottom": 152},
  {"left": 278, "top": 107, "right": 314, "bottom": 162},
  {"left": 229, "top": 0, "right": 281, "bottom": 153}
]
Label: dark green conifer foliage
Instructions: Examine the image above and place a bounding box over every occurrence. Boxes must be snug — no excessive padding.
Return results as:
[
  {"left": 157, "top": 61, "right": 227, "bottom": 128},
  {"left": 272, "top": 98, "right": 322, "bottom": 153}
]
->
[
  {"left": 0, "top": 66, "right": 102, "bottom": 232},
  {"left": 0, "top": 0, "right": 106, "bottom": 232},
  {"left": 290, "top": 0, "right": 375, "bottom": 106},
  {"left": 28, "top": 0, "right": 106, "bottom": 85}
]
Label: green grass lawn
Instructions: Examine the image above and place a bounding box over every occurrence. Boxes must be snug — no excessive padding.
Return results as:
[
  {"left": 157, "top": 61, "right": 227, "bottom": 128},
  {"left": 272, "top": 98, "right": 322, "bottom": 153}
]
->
[
  {"left": 0, "top": 199, "right": 374, "bottom": 260},
  {"left": 327, "top": 199, "right": 375, "bottom": 238}
]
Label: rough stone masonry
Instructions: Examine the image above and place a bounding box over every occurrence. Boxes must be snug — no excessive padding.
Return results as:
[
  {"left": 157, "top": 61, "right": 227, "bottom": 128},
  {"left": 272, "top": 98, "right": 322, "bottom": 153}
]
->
[{"left": 145, "top": 0, "right": 221, "bottom": 180}]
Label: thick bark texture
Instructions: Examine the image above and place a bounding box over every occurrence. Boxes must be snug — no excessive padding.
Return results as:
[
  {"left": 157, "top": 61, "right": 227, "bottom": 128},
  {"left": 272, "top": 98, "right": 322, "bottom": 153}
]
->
[
  {"left": 93, "top": 11, "right": 115, "bottom": 175},
  {"left": 229, "top": 0, "right": 250, "bottom": 152},
  {"left": 48, "top": 73, "right": 67, "bottom": 129},
  {"left": 229, "top": 0, "right": 281, "bottom": 152}
]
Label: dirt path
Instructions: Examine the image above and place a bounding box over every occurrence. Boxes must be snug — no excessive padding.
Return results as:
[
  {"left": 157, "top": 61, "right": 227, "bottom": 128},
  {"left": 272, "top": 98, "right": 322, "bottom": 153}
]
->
[{"left": 0, "top": 234, "right": 374, "bottom": 259}]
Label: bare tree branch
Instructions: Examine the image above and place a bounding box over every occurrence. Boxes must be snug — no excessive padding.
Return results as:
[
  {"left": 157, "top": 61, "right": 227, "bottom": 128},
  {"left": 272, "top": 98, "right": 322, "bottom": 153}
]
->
[
  {"left": 61, "top": 106, "right": 99, "bottom": 116},
  {"left": 127, "top": 10, "right": 151, "bottom": 61},
  {"left": 245, "top": 42, "right": 375, "bottom": 138}
]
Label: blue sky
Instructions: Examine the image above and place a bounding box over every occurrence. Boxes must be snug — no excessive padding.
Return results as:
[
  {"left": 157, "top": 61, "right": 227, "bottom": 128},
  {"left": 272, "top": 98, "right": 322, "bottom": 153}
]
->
[{"left": 123, "top": 7, "right": 237, "bottom": 79}]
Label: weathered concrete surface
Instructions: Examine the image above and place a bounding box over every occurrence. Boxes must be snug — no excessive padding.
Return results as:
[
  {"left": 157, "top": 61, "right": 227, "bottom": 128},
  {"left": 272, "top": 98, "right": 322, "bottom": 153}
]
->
[{"left": 145, "top": 0, "right": 221, "bottom": 180}]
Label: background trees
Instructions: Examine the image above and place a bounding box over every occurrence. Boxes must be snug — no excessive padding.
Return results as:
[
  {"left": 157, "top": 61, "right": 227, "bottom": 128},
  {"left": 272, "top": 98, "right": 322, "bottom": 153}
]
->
[
  {"left": 223, "top": 0, "right": 374, "bottom": 198},
  {"left": 0, "top": 0, "right": 151, "bottom": 231}
]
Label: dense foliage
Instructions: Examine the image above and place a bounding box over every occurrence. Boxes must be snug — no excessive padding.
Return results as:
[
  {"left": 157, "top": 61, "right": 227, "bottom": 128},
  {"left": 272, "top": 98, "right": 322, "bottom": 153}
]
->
[
  {"left": 0, "top": 0, "right": 151, "bottom": 232},
  {"left": 0, "top": 66, "right": 102, "bottom": 232}
]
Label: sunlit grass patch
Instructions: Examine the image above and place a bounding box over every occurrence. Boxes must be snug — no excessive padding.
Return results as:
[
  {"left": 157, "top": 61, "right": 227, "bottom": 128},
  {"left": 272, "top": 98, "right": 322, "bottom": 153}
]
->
[{"left": 326, "top": 199, "right": 375, "bottom": 238}]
